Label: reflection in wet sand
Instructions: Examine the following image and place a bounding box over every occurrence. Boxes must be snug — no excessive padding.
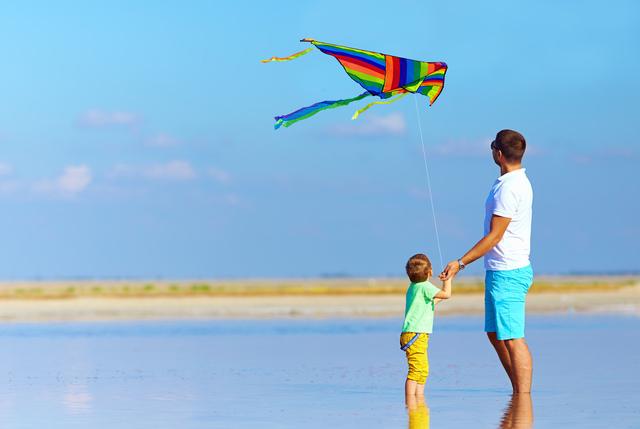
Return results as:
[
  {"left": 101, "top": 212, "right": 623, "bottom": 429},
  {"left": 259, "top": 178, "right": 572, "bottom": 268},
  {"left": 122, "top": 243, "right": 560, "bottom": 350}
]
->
[
  {"left": 0, "top": 317, "right": 636, "bottom": 427},
  {"left": 63, "top": 383, "right": 93, "bottom": 415},
  {"left": 406, "top": 394, "right": 430, "bottom": 429},
  {"left": 498, "top": 394, "right": 533, "bottom": 429}
]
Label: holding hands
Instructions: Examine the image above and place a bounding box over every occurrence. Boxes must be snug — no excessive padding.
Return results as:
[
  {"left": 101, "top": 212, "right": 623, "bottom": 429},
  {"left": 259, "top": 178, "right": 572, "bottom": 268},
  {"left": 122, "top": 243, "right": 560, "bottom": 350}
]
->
[{"left": 439, "top": 259, "right": 463, "bottom": 281}]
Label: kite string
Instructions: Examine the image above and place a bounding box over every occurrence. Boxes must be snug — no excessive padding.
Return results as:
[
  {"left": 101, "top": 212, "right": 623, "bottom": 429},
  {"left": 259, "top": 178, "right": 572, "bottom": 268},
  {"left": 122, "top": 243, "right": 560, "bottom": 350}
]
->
[{"left": 413, "top": 96, "right": 444, "bottom": 270}]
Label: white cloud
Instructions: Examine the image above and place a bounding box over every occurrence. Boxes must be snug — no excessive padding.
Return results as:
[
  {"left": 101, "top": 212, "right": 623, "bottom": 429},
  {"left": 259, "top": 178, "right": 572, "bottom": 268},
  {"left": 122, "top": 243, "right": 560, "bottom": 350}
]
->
[
  {"left": 0, "top": 163, "right": 20, "bottom": 196},
  {"left": 145, "top": 133, "right": 182, "bottom": 147},
  {"left": 78, "top": 109, "right": 140, "bottom": 128},
  {"left": 570, "top": 155, "right": 592, "bottom": 165},
  {"left": 570, "top": 146, "right": 637, "bottom": 164},
  {"left": 407, "top": 186, "right": 432, "bottom": 200},
  {"left": 146, "top": 161, "right": 196, "bottom": 180},
  {"left": 431, "top": 138, "right": 492, "bottom": 157},
  {"left": 33, "top": 165, "right": 92, "bottom": 197},
  {"left": 0, "top": 180, "right": 19, "bottom": 195},
  {"left": 208, "top": 167, "right": 231, "bottom": 184},
  {"left": 597, "top": 147, "right": 638, "bottom": 159},
  {"left": 222, "top": 193, "right": 241, "bottom": 206},
  {"left": 0, "top": 162, "right": 13, "bottom": 176},
  {"left": 108, "top": 163, "right": 136, "bottom": 178},
  {"left": 327, "top": 112, "right": 407, "bottom": 137},
  {"left": 431, "top": 138, "right": 545, "bottom": 158},
  {"left": 58, "top": 166, "right": 92, "bottom": 193},
  {"left": 110, "top": 160, "right": 196, "bottom": 181}
]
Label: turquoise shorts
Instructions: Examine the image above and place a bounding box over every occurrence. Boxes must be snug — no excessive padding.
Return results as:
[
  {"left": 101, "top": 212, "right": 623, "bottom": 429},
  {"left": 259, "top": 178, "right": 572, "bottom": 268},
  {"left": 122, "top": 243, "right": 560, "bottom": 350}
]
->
[{"left": 485, "top": 265, "right": 533, "bottom": 340}]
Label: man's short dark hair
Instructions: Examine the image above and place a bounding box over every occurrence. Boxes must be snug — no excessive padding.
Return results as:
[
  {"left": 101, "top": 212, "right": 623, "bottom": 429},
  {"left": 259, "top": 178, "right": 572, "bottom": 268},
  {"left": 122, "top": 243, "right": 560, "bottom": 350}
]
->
[
  {"left": 494, "top": 129, "right": 526, "bottom": 163},
  {"left": 406, "top": 254, "right": 432, "bottom": 283}
]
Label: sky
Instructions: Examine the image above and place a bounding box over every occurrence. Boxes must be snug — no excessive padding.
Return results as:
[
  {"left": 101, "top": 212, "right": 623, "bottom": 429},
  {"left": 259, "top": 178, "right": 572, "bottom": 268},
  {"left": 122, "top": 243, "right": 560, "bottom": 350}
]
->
[{"left": 0, "top": 1, "right": 638, "bottom": 279}]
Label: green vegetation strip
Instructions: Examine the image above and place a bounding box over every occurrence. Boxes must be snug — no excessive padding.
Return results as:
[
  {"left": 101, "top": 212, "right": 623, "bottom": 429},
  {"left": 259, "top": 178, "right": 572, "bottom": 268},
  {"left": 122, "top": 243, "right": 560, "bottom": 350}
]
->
[{"left": 0, "top": 278, "right": 635, "bottom": 300}]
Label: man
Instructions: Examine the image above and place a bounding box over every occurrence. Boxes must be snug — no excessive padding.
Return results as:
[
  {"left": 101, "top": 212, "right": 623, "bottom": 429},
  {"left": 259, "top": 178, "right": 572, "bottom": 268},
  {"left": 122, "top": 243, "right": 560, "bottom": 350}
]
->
[{"left": 440, "top": 129, "right": 534, "bottom": 393}]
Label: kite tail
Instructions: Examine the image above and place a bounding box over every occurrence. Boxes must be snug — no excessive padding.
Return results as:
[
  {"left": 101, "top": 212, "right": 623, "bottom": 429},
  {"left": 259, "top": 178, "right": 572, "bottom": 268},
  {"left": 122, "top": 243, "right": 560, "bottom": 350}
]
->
[
  {"left": 351, "top": 92, "right": 409, "bottom": 120},
  {"left": 274, "top": 92, "right": 371, "bottom": 129},
  {"left": 261, "top": 47, "right": 314, "bottom": 63}
]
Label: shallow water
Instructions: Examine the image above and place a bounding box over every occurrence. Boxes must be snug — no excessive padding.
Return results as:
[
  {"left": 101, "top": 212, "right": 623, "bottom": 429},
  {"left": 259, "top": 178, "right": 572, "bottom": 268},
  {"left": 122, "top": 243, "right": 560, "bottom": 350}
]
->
[{"left": 0, "top": 315, "right": 638, "bottom": 428}]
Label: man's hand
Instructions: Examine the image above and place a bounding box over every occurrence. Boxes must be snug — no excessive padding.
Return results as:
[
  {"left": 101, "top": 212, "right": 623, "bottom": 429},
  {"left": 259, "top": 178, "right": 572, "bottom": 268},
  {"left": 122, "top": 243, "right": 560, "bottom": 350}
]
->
[
  {"left": 439, "top": 215, "right": 511, "bottom": 281},
  {"left": 440, "top": 260, "right": 460, "bottom": 281}
]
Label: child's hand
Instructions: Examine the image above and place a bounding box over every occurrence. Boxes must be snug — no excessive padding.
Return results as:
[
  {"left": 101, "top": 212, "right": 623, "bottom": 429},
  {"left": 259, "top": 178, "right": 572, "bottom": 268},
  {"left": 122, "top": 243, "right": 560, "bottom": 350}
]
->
[{"left": 440, "top": 260, "right": 460, "bottom": 280}]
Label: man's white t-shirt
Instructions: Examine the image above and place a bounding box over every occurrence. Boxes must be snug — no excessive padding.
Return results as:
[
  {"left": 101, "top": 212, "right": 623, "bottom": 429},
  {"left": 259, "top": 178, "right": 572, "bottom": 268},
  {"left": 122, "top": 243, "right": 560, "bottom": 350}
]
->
[{"left": 484, "top": 168, "right": 533, "bottom": 271}]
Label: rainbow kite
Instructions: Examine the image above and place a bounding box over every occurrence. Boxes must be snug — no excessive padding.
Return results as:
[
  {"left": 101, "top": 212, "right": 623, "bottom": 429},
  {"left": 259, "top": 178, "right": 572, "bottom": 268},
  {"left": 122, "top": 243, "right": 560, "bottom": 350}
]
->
[{"left": 263, "top": 39, "right": 448, "bottom": 129}]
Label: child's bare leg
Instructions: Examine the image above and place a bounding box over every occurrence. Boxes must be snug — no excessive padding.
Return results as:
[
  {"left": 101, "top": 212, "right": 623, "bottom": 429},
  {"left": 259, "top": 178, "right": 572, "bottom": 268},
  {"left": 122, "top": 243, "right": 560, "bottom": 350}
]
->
[
  {"left": 416, "top": 382, "right": 425, "bottom": 396},
  {"left": 405, "top": 379, "right": 418, "bottom": 396},
  {"left": 405, "top": 390, "right": 419, "bottom": 408}
]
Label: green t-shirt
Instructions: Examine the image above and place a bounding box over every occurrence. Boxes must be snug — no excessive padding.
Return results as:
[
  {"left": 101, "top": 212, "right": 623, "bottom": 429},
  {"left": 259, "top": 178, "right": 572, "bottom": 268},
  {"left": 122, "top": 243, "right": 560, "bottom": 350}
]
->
[{"left": 402, "top": 280, "right": 441, "bottom": 333}]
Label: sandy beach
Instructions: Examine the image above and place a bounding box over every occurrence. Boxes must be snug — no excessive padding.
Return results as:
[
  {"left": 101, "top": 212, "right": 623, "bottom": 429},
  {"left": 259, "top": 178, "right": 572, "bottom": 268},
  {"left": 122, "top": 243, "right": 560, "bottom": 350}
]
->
[{"left": 0, "top": 277, "right": 637, "bottom": 322}]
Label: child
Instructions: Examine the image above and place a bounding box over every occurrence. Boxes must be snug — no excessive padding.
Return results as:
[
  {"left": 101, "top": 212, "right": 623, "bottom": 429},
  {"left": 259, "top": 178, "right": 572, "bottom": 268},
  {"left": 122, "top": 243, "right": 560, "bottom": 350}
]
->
[{"left": 401, "top": 253, "right": 452, "bottom": 397}]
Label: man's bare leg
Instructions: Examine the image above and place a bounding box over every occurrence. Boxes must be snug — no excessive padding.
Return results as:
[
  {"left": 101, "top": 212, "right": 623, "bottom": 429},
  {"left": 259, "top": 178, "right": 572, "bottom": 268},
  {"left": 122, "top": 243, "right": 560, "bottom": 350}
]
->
[
  {"left": 487, "top": 332, "right": 515, "bottom": 389},
  {"left": 504, "top": 338, "right": 532, "bottom": 393}
]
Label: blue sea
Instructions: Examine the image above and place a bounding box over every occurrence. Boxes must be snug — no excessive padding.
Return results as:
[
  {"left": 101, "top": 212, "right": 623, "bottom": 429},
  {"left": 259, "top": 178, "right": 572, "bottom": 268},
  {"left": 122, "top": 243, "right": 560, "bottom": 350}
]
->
[{"left": 0, "top": 315, "right": 637, "bottom": 428}]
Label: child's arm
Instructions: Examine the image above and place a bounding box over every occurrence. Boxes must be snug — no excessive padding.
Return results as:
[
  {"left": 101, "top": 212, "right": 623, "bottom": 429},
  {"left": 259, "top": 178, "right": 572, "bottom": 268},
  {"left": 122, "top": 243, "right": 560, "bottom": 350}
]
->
[{"left": 434, "top": 277, "right": 452, "bottom": 300}]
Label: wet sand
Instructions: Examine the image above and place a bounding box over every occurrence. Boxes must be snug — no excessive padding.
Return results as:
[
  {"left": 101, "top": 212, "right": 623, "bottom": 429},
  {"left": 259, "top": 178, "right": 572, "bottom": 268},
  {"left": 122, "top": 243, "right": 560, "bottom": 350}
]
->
[
  {"left": 0, "top": 315, "right": 637, "bottom": 428},
  {"left": 0, "top": 282, "right": 637, "bottom": 322}
]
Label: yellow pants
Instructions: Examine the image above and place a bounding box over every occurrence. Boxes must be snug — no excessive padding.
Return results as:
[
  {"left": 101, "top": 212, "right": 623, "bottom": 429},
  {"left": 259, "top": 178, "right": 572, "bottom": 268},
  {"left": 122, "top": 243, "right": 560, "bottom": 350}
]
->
[{"left": 400, "top": 332, "right": 430, "bottom": 384}]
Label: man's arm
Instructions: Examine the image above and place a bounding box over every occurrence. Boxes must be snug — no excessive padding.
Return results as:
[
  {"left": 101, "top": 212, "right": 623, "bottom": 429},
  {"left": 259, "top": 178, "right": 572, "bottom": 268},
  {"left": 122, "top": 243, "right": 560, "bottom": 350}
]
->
[{"left": 440, "top": 215, "right": 511, "bottom": 280}]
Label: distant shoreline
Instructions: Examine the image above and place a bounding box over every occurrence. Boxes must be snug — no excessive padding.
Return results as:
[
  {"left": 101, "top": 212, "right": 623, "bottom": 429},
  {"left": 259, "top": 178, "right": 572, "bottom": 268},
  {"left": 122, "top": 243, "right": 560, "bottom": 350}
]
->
[
  {"left": 0, "top": 277, "right": 637, "bottom": 322},
  {"left": 0, "top": 276, "right": 636, "bottom": 299}
]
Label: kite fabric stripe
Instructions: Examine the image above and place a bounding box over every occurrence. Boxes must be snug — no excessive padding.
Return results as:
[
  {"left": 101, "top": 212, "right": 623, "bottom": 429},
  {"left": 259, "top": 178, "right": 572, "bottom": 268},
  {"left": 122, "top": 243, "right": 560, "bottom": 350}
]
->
[
  {"left": 417, "top": 65, "right": 447, "bottom": 105},
  {"left": 263, "top": 39, "right": 447, "bottom": 128},
  {"left": 274, "top": 92, "right": 371, "bottom": 129},
  {"left": 312, "top": 41, "right": 387, "bottom": 95}
]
